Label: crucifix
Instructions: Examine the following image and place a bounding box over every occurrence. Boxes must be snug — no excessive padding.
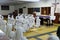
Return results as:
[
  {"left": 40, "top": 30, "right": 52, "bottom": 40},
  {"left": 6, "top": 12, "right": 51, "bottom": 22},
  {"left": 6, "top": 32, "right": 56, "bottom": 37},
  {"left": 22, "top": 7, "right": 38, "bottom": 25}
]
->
[{"left": 52, "top": 0, "right": 59, "bottom": 13}]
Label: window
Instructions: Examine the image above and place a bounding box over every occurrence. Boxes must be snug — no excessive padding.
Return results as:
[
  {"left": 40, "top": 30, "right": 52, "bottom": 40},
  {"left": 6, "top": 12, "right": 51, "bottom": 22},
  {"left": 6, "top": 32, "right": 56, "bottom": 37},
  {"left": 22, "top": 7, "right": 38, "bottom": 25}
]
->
[
  {"left": 19, "top": 8, "right": 23, "bottom": 13},
  {"left": 1, "top": 5, "right": 9, "bottom": 10},
  {"left": 33, "top": 8, "right": 40, "bottom": 12}
]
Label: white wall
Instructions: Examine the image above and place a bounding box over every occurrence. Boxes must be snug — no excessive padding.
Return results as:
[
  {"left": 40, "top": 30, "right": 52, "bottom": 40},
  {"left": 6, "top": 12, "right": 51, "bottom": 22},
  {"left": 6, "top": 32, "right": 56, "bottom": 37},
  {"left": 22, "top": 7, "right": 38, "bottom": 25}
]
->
[
  {"left": 23, "top": 8, "right": 28, "bottom": 14},
  {"left": 0, "top": 5, "right": 14, "bottom": 15},
  {"left": 15, "top": 0, "right": 40, "bottom": 2},
  {"left": 55, "top": 4, "right": 60, "bottom": 13},
  {"left": 0, "top": 0, "right": 60, "bottom": 15},
  {"left": 14, "top": 0, "right": 55, "bottom": 16},
  {"left": 51, "top": 7, "right": 54, "bottom": 16}
]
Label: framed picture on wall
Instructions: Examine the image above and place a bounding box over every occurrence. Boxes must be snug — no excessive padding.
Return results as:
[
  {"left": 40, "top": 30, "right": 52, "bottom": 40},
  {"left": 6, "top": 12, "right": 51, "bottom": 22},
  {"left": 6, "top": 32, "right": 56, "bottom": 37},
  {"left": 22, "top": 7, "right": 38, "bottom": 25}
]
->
[{"left": 1, "top": 5, "right": 9, "bottom": 10}]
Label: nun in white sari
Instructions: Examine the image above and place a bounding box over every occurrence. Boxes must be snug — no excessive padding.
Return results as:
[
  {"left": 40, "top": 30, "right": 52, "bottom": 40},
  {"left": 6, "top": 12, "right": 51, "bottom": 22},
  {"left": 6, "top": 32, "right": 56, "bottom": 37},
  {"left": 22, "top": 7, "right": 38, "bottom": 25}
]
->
[
  {"left": 15, "top": 15, "right": 23, "bottom": 27},
  {"left": 9, "top": 31, "right": 16, "bottom": 40},
  {"left": 48, "top": 34, "right": 59, "bottom": 40},
  {"left": 8, "top": 15, "right": 11, "bottom": 24},
  {"left": 0, "top": 15, "right": 6, "bottom": 33},
  {"left": 10, "top": 15, "right": 15, "bottom": 25},
  {"left": 15, "top": 15, "right": 25, "bottom": 32},
  {"left": 50, "top": 16, "right": 56, "bottom": 25},
  {"left": 16, "top": 14, "right": 20, "bottom": 19},
  {"left": 16, "top": 27, "right": 28, "bottom": 40},
  {"left": 23, "top": 16, "right": 30, "bottom": 32},
  {"left": 6, "top": 24, "right": 12, "bottom": 37},
  {"left": 28, "top": 15, "right": 35, "bottom": 28},
  {"left": 36, "top": 17, "right": 41, "bottom": 28}
]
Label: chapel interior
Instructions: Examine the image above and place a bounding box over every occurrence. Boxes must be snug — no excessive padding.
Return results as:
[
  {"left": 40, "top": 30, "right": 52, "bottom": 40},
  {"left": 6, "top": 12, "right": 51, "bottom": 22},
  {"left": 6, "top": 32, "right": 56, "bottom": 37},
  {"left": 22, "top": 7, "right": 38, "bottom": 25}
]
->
[{"left": 0, "top": 0, "right": 60, "bottom": 40}]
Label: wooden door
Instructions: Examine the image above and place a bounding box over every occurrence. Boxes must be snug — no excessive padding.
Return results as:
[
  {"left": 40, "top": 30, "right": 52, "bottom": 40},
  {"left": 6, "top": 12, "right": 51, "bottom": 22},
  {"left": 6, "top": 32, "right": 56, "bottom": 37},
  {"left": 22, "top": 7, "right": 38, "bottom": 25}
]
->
[
  {"left": 41, "top": 7, "right": 51, "bottom": 15},
  {"left": 54, "top": 13, "right": 60, "bottom": 23}
]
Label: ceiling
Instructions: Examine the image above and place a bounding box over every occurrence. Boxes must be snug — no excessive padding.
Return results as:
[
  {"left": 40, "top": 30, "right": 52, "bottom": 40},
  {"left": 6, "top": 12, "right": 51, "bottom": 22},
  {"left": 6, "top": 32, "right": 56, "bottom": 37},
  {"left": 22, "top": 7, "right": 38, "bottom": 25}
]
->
[
  {"left": 0, "top": 0, "right": 59, "bottom": 5},
  {"left": 0, "top": 0, "right": 40, "bottom": 5}
]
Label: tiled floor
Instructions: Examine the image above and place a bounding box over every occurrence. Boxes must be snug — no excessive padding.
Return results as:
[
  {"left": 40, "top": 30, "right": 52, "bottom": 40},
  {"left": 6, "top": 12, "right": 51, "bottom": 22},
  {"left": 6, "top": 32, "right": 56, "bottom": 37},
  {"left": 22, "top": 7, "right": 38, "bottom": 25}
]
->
[
  {"left": 24, "top": 24, "right": 60, "bottom": 40},
  {"left": 28, "top": 38, "right": 36, "bottom": 40},
  {"left": 38, "top": 34, "right": 49, "bottom": 40}
]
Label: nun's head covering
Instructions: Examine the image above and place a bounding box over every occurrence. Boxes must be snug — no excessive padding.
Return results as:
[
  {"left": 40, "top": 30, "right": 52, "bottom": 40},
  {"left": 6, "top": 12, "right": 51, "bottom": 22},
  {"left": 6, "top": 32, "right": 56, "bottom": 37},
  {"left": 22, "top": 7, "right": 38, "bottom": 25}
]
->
[
  {"left": 0, "top": 15, "right": 1, "bottom": 17},
  {"left": 0, "top": 15, "right": 2, "bottom": 19},
  {"left": 18, "top": 14, "right": 20, "bottom": 16},
  {"left": 48, "top": 33, "right": 59, "bottom": 40},
  {"left": 11, "top": 15, "right": 14, "bottom": 19},
  {"left": 36, "top": 16, "right": 39, "bottom": 19}
]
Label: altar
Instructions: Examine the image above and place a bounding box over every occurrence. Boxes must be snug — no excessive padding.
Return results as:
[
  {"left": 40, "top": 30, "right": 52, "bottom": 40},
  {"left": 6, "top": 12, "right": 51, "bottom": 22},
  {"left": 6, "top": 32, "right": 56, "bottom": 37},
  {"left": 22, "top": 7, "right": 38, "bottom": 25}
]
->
[
  {"left": 37, "top": 15, "right": 50, "bottom": 26},
  {"left": 39, "top": 15, "right": 50, "bottom": 19}
]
